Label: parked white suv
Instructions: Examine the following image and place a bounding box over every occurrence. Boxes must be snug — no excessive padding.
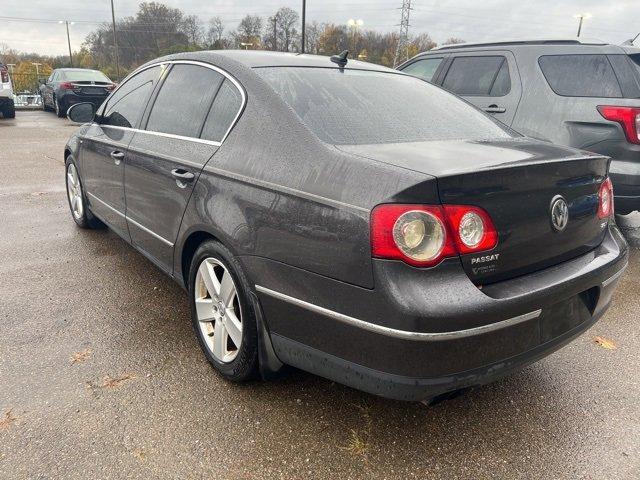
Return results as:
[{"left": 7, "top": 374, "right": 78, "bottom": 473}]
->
[{"left": 0, "top": 62, "right": 15, "bottom": 119}]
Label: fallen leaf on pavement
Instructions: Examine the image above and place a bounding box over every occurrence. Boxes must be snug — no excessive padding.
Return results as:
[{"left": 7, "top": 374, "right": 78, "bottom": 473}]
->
[
  {"left": 101, "top": 374, "right": 136, "bottom": 389},
  {"left": 594, "top": 336, "right": 617, "bottom": 350},
  {"left": 71, "top": 348, "right": 92, "bottom": 364},
  {"left": 0, "top": 409, "right": 17, "bottom": 430}
]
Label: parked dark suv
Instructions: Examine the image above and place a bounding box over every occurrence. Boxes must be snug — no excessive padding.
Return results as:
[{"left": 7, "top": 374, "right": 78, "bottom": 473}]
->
[
  {"left": 399, "top": 39, "right": 640, "bottom": 215},
  {"left": 40, "top": 68, "right": 116, "bottom": 117}
]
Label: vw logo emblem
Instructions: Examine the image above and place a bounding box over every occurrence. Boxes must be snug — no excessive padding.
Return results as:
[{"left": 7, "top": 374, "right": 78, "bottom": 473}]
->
[{"left": 550, "top": 195, "right": 569, "bottom": 232}]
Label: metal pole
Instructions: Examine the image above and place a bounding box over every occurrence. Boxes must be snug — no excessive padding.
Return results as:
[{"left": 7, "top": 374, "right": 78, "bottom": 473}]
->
[
  {"left": 65, "top": 21, "right": 73, "bottom": 67},
  {"left": 301, "top": 0, "right": 306, "bottom": 53},
  {"left": 110, "top": 0, "right": 121, "bottom": 80},
  {"left": 577, "top": 16, "right": 584, "bottom": 37}
]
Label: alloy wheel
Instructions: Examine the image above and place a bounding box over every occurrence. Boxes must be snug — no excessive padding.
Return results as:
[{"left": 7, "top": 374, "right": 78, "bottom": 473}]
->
[
  {"left": 66, "top": 163, "right": 84, "bottom": 220},
  {"left": 194, "top": 257, "right": 243, "bottom": 363}
]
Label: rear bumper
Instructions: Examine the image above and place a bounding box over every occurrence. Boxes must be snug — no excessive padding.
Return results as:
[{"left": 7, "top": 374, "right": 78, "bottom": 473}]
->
[
  {"left": 249, "top": 223, "right": 628, "bottom": 401},
  {"left": 58, "top": 92, "right": 108, "bottom": 111}
]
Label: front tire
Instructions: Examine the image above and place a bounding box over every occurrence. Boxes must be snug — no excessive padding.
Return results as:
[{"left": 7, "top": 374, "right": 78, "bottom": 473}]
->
[
  {"left": 189, "top": 240, "right": 259, "bottom": 382},
  {"left": 65, "top": 157, "right": 104, "bottom": 229},
  {"left": 2, "top": 104, "right": 15, "bottom": 118}
]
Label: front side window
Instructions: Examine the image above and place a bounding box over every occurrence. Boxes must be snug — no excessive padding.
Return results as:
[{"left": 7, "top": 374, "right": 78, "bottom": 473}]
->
[
  {"left": 200, "top": 79, "right": 243, "bottom": 142},
  {"left": 102, "top": 66, "right": 162, "bottom": 128},
  {"left": 538, "top": 55, "right": 622, "bottom": 98},
  {"left": 255, "top": 67, "right": 513, "bottom": 145},
  {"left": 146, "top": 64, "right": 224, "bottom": 138},
  {"left": 401, "top": 57, "right": 443, "bottom": 82},
  {"left": 442, "top": 56, "right": 511, "bottom": 96}
]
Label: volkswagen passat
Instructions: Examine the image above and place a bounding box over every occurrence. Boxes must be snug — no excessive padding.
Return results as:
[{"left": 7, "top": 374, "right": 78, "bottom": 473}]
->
[{"left": 64, "top": 51, "right": 628, "bottom": 401}]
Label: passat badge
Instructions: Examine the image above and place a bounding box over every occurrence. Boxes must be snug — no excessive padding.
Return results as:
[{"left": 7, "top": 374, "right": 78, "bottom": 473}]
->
[{"left": 550, "top": 195, "right": 569, "bottom": 232}]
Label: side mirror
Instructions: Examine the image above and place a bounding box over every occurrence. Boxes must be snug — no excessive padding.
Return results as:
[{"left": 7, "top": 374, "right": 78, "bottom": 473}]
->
[{"left": 67, "top": 102, "right": 96, "bottom": 124}]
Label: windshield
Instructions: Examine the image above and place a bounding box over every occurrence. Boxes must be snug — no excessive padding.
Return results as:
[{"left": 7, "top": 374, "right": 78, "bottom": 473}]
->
[
  {"left": 255, "top": 67, "right": 514, "bottom": 145},
  {"left": 60, "top": 70, "right": 111, "bottom": 82}
]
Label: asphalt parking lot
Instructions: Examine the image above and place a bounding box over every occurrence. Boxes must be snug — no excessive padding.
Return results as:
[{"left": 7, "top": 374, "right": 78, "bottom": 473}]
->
[{"left": 1, "top": 110, "right": 639, "bottom": 479}]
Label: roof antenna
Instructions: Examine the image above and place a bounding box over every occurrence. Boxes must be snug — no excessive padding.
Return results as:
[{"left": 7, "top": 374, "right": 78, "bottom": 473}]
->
[{"left": 330, "top": 50, "right": 349, "bottom": 68}]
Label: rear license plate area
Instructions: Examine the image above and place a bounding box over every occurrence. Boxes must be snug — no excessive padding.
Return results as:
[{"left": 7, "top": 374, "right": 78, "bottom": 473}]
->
[
  {"left": 540, "top": 287, "right": 598, "bottom": 342},
  {"left": 82, "top": 87, "right": 104, "bottom": 95}
]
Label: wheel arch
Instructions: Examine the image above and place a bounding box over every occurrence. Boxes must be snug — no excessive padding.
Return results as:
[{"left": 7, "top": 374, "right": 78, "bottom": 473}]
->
[{"left": 179, "top": 229, "right": 220, "bottom": 289}]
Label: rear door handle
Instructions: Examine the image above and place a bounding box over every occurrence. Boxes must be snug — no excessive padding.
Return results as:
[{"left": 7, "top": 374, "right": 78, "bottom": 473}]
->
[
  {"left": 110, "top": 150, "right": 124, "bottom": 165},
  {"left": 484, "top": 104, "right": 506, "bottom": 114},
  {"left": 171, "top": 168, "right": 195, "bottom": 182}
]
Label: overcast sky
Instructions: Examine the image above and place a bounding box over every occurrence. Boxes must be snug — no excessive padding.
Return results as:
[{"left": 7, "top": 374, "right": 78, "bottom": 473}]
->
[{"left": 2, "top": 0, "right": 639, "bottom": 56}]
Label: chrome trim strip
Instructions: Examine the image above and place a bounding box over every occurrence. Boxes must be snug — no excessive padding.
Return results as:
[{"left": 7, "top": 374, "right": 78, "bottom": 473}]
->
[
  {"left": 255, "top": 285, "right": 542, "bottom": 341},
  {"left": 87, "top": 192, "right": 125, "bottom": 218},
  {"left": 87, "top": 192, "right": 173, "bottom": 247},
  {"left": 602, "top": 264, "right": 627, "bottom": 287},
  {"left": 126, "top": 216, "right": 174, "bottom": 247},
  {"left": 95, "top": 59, "right": 245, "bottom": 146}
]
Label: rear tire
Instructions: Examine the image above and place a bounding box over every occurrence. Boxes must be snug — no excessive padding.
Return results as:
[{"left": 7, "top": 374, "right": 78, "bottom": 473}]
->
[
  {"left": 2, "top": 105, "right": 15, "bottom": 119},
  {"left": 55, "top": 97, "right": 65, "bottom": 118},
  {"left": 189, "top": 240, "right": 259, "bottom": 382},
  {"left": 65, "top": 156, "right": 104, "bottom": 229}
]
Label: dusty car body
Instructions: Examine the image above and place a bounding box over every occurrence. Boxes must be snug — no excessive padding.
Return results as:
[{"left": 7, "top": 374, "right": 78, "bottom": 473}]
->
[{"left": 63, "top": 51, "right": 628, "bottom": 401}]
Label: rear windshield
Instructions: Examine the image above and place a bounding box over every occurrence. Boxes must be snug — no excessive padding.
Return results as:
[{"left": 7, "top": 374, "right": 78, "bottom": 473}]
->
[
  {"left": 60, "top": 70, "right": 111, "bottom": 82},
  {"left": 255, "top": 67, "right": 514, "bottom": 145}
]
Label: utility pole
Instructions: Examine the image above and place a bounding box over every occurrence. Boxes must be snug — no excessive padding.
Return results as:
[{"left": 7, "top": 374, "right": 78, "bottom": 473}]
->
[
  {"left": 573, "top": 13, "right": 592, "bottom": 37},
  {"left": 59, "top": 21, "right": 74, "bottom": 67},
  {"left": 110, "top": 0, "right": 121, "bottom": 80},
  {"left": 393, "top": 0, "right": 412, "bottom": 67},
  {"left": 301, "top": 0, "right": 306, "bottom": 54}
]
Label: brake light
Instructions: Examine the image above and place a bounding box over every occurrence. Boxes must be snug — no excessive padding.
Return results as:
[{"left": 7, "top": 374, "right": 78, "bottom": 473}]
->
[
  {"left": 371, "top": 204, "right": 498, "bottom": 267},
  {"left": 59, "top": 82, "right": 75, "bottom": 90},
  {"left": 106, "top": 83, "right": 117, "bottom": 91},
  {"left": 0, "top": 67, "right": 8, "bottom": 83},
  {"left": 597, "top": 177, "right": 614, "bottom": 218},
  {"left": 597, "top": 106, "right": 640, "bottom": 145}
]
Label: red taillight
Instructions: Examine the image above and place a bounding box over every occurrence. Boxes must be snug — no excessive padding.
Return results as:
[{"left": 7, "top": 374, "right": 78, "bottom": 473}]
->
[
  {"left": 59, "top": 82, "right": 75, "bottom": 90},
  {"left": 598, "top": 177, "right": 614, "bottom": 218},
  {"left": 0, "top": 67, "right": 8, "bottom": 83},
  {"left": 371, "top": 204, "right": 498, "bottom": 267},
  {"left": 597, "top": 105, "right": 640, "bottom": 145},
  {"left": 106, "top": 83, "right": 116, "bottom": 91}
]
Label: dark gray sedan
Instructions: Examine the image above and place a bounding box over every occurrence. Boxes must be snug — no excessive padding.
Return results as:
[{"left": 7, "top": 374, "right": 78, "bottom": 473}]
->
[{"left": 64, "top": 51, "right": 627, "bottom": 402}]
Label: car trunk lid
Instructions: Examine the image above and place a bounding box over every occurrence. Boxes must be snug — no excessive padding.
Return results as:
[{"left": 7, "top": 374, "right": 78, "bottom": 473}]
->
[{"left": 338, "top": 138, "right": 610, "bottom": 284}]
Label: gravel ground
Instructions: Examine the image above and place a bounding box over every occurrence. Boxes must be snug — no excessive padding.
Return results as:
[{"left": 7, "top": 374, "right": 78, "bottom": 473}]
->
[{"left": 0, "top": 110, "right": 638, "bottom": 479}]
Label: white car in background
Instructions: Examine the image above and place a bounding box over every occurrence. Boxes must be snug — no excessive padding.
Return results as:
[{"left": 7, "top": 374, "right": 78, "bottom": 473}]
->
[{"left": 0, "top": 62, "right": 16, "bottom": 119}]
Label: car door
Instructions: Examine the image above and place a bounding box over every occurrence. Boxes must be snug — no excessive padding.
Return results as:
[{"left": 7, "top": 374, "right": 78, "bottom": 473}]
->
[
  {"left": 438, "top": 51, "right": 522, "bottom": 125},
  {"left": 43, "top": 71, "right": 57, "bottom": 107},
  {"left": 124, "top": 62, "right": 244, "bottom": 273},
  {"left": 80, "top": 65, "right": 164, "bottom": 239}
]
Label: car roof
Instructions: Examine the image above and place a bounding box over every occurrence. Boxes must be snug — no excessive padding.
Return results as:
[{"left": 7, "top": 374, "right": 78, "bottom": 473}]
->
[
  {"left": 172, "top": 50, "right": 395, "bottom": 71},
  {"left": 430, "top": 38, "right": 609, "bottom": 51},
  {"left": 55, "top": 68, "right": 103, "bottom": 72}
]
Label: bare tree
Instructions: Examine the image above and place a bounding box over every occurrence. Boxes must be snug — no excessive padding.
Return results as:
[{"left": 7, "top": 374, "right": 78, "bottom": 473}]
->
[
  {"left": 206, "top": 17, "right": 226, "bottom": 49},
  {"left": 232, "top": 15, "right": 263, "bottom": 49},
  {"left": 181, "top": 15, "right": 205, "bottom": 47},
  {"left": 443, "top": 37, "right": 465, "bottom": 45},
  {"left": 264, "top": 7, "right": 299, "bottom": 52}
]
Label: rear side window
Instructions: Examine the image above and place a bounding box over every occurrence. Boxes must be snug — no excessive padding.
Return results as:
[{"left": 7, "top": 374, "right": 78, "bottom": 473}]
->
[
  {"left": 146, "top": 64, "right": 224, "bottom": 138},
  {"left": 200, "top": 80, "right": 243, "bottom": 142},
  {"left": 102, "top": 66, "right": 162, "bottom": 128},
  {"left": 255, "top": 67, "right": 513, "bottom": 145},
  {"left": 538, "top": 55, "right": 622, "bottom": 98},
  {"left": 401, "top": 57, "right": 443, "bottom": 82},
  {"left": 442, "top": 56, "right": 511, "bottom": 96}
]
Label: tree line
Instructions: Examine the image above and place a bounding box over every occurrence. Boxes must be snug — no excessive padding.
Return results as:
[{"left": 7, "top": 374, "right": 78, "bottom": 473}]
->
[{"left": 1, "top": 1, "right": 464, "bottom": 87}]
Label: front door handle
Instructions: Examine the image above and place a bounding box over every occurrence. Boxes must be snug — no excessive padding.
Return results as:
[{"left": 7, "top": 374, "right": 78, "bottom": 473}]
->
[
  {"left": 484, "top": 104, "right": 506, "bottom": 114},
  {"left": 110, "top": 150, "right": 125, "bottom": 165},
  {"left": 171, "top": 168, "right": 195, "bottom": 183}
]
